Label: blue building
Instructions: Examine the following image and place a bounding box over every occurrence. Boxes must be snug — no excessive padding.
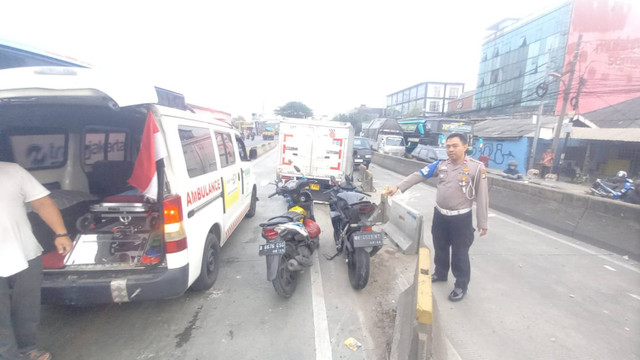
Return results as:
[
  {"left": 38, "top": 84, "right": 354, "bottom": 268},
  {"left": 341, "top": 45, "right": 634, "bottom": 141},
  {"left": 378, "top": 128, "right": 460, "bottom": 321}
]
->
[{"left": 473, "top": 2, "right": 572, "bottom": 115}]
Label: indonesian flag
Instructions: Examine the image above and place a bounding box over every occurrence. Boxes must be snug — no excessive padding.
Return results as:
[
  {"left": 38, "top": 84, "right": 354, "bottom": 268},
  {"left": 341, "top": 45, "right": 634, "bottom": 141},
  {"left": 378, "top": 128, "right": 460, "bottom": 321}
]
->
[{"left": 128, "top": 110, "right": 168, "bottom": 201}]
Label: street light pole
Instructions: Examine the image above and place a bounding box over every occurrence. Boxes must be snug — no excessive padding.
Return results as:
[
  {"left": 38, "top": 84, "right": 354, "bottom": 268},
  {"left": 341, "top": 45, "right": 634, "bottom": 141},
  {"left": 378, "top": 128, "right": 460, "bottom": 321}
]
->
[{"left": 550, "top": 34, "right": 582, "bottom": 172}]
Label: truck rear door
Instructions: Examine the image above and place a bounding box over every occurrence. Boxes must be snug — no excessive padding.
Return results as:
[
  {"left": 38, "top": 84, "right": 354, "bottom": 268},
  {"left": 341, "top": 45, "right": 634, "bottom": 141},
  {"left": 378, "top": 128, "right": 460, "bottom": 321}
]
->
[
  {"left": 311, "top": 126, "right": 348, "bottom": 180},
  {"left": 280, "top": 123, "right": 314, "bottom": 174}
]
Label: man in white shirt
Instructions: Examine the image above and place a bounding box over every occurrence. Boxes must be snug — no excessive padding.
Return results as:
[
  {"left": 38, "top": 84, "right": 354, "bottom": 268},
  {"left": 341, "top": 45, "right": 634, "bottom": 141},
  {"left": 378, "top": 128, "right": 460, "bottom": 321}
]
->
[{"left": 0, "top": 162, "right": 72, "bottom": 360}]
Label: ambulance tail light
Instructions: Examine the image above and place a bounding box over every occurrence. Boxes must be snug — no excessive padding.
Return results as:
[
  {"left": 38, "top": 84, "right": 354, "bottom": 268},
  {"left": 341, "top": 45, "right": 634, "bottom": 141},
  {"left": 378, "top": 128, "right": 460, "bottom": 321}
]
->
[{"left": 163, "top": 195, "right": 187, "bottom": 253}]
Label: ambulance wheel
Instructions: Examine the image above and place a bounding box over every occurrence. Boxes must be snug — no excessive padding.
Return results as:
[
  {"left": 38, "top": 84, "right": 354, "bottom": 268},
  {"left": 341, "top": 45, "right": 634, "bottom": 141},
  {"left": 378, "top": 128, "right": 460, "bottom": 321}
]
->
[
  {"left": 348, "top": 248, "right": 370, "bottom": 290},
  {"left": 191, "top": 233, "right": 220, "bottom": 291},
  {"left": 246, "top": 187, "right": 257, "bottom": 218}
]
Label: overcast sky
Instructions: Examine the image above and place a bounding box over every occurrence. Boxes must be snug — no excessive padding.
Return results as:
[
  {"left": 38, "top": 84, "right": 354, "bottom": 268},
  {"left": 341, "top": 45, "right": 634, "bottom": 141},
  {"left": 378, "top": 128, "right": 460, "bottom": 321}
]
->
[{"left": 1, "top": 0, "right": 568, "bottom": 120}]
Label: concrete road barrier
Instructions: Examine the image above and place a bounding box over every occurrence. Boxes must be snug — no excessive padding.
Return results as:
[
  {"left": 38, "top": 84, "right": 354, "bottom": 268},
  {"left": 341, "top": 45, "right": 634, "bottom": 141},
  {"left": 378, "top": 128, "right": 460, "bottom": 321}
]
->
[
  {"left": 359, "top": 165, "right": 374, "bottom": 192},
  {"left": 383, "top": 199, "right": 424, "bottom": 255},
  {"left": 252, "top": 141, "right": 277, "bottom": 158},
  {"left": 390, "top": 247, "right": 434, "bottom": 360}
]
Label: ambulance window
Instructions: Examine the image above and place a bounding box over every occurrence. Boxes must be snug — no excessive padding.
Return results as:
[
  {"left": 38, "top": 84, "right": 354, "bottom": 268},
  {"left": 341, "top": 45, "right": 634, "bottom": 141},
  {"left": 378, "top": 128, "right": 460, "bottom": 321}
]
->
[
  {"left": 215, "top": 131, "right": 236, "bottom": 168},
  {"left": 84, "top": 131, "right": 127, "bottom": 165},
  {"left": 178, "top": 125, "right": 217, "bottom": 178},
  {"left": 8, "top": 130, "right": 68, "bottom": 170}
]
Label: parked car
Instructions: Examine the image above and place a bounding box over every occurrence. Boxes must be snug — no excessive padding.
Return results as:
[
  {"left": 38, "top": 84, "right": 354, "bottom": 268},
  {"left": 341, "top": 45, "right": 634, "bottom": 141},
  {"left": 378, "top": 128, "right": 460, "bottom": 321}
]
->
[
  {"left": 377, "top": 135, "right": 405, "bottom": 157},
  {"left": 411, "top": 144, "right": 448, "bottom": 163},
  {"left": 353, "top": 137, "right": 373, "bottom": 168}
]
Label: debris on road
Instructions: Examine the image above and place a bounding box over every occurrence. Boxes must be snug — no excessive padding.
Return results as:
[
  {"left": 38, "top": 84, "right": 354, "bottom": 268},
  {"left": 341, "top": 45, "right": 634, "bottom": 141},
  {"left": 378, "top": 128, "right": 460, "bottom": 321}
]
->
[{"left": 344, "top": 337, "right": 362, "bottom": 351}]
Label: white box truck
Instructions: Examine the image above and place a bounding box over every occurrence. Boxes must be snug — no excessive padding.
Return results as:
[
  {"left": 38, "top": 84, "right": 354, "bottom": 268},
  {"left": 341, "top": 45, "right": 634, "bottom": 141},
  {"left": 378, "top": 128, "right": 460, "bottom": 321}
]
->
[{"left": 277, "top": 118, "right": 354, "bottom": 191}]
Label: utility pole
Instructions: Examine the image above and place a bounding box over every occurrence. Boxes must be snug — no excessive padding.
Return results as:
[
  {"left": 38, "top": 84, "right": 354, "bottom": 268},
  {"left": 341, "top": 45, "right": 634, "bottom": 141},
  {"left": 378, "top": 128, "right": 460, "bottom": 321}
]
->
[
  {"left": 528, "top": 100, "right": 545, "bottom": 171},
  {"left": 551, "top": 34, "right": 582, "bottom": 172}
]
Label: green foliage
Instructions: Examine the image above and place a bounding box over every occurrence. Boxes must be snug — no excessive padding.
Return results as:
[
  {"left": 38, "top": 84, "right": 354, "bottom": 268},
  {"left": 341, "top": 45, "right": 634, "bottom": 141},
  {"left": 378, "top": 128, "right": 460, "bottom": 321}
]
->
[
  {"left": 275, "top": 102, "right": 313, "bottom": 119},
  {"left": 332, "top": 110, "right": 376, "bottom": 135},
  {"left": 405, "top": 106, "right": 423, "bottom": 118}
]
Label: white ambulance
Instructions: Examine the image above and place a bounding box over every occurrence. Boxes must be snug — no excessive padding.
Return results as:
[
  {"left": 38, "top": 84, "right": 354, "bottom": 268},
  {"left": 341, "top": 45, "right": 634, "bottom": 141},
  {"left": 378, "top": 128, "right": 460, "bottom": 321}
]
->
[{"left": 0, "top": 66, "right": 258, "bottom": 305}]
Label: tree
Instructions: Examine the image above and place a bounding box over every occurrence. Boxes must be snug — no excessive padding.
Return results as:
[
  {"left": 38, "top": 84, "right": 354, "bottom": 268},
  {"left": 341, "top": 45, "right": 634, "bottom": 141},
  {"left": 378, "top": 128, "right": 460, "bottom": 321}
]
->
[
  {"left": 275, "top": 101, "right": 313, "bottom": 119},
  {"left": 332, "top": 110, "right": 376, "bottom": 135}
]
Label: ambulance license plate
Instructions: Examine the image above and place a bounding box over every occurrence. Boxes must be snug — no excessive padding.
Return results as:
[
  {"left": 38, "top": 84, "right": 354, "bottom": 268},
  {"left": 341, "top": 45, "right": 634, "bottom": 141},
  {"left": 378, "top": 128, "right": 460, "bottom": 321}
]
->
[
  {"left": 352, "top": 231, "right": 383, "bottom": 247},
  {"left": 259, "top": 241, "right": 286, "bottom": 256},
  {"left": 311, "top": 183, "right": 320, "bottom": 191}
]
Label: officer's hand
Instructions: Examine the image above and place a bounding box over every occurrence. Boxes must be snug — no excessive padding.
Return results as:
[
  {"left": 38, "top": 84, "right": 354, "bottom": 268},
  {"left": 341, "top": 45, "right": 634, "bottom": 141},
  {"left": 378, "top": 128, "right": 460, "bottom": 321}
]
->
[
  {"left": 55, "top": 236, "right": 73, "bottom": 256},
  {"left": 479, "top": 228, "right": 488, "bottom": 237},
  {"left": 386, "top": 185, "right": 399, "bottom": 197}
]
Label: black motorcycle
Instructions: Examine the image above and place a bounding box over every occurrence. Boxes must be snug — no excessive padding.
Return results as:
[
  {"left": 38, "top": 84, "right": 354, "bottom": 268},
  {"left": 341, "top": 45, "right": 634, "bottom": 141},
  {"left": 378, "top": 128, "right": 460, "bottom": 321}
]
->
[
  {"left": 270, "top": 166, "right": 316, "bottom": 220},
  {"left": 258, "top": 166, "right": 320, "bottom": 297},
  {"left": 324, "top": 175, "right": 383, "bottom": 290}
]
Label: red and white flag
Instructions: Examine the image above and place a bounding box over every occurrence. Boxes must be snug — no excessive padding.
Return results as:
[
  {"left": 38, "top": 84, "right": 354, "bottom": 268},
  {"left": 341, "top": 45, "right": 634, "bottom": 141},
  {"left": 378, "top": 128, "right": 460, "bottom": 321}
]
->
[{"left": 128, "top": 110, "right": 167, "bottom": 201}]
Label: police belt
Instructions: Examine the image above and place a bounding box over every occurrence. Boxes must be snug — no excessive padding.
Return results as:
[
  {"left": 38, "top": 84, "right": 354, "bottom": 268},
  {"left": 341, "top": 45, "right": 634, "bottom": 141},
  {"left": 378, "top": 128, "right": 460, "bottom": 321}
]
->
[{"left": 436, "top": 205, "right": 472, "bottom": 216}]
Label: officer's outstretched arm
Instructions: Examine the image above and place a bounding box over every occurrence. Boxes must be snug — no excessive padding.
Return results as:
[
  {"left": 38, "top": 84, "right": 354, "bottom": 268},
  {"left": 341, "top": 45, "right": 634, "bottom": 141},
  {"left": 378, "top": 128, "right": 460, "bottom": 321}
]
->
[{"left": 388, "top": 160, "right": 440, "bottom": 197}]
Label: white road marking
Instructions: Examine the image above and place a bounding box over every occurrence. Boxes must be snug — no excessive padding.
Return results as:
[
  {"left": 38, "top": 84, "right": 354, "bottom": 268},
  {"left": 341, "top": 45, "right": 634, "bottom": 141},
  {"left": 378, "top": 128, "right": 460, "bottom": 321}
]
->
[
  {"left": 310, "top": 251, "right": 333, "bottom": 360},
  {"left": 494, "top": 213, "right": 640, "bottom": 275},
  {"left": 628, "top": 293, "right": 640, "bottom": 301},
  {"left": 603, "top": 265, "right": 617, "bottom": 272}
]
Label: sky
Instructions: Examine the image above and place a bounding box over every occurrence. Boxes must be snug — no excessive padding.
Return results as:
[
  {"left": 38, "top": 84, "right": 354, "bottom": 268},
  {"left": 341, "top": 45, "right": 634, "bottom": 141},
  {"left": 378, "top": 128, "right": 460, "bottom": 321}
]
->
[{"left": 1, "top": 0, "right": 569, "bottom": 120}]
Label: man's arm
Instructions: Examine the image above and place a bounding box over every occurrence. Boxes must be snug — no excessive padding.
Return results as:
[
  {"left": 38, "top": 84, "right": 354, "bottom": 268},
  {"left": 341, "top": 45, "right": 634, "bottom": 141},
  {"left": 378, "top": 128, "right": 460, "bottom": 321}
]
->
[
  {"left": 475, "top": 166, "right": 489, "bottom": 236},
  {"left": 29, "top": 196, "right": 72, "bottom": 255},
  {"left": 388, "top": 160, "right": 440, "bottom": 196}
]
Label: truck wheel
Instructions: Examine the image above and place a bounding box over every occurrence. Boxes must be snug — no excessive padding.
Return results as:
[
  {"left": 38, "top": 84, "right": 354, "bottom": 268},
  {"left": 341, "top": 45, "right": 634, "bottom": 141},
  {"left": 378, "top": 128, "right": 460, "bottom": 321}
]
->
[
  {"left": 348, "top": 248, "right": 370, "bottom": 290},
  {"left": 245, "top": 187, "right": 258, "bottom": 218},
  {"left": 190, "top": 232, "right": 220, "bottom": 291},
  {"left": 272, "top": 244, "right": 298, "bottom": 297}
]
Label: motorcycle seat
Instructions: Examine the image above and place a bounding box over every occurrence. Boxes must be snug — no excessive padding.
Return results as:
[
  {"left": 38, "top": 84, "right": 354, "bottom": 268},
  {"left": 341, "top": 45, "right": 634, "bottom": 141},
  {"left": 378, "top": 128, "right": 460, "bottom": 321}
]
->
[{"left": 261, "top": 212, "right": 304, "bottom": 227}]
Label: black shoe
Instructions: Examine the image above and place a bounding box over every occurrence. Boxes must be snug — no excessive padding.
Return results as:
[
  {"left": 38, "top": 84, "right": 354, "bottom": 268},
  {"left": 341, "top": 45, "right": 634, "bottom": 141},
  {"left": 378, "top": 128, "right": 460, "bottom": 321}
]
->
[
  {"left": 431, "top": 273, "right": 447, "bottom": 283},
  {"left": 448, "top": 288, "right": 466, "bottom": 302}
]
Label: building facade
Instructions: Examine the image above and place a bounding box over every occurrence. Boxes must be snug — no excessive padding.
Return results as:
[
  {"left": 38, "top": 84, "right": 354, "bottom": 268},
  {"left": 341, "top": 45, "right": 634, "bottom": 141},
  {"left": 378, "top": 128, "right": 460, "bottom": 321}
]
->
[
  {"left": 473, "top": 2, "right": 572, "bottom": 115},
  {"left": 386, "top": 82, "right": 464, "bottom": 117},
  {"left": 447, "top": 90, "right": 475, "bottom": 114},
  {"left": 473, "top": 0, "right": 640, "bottom": 117}
]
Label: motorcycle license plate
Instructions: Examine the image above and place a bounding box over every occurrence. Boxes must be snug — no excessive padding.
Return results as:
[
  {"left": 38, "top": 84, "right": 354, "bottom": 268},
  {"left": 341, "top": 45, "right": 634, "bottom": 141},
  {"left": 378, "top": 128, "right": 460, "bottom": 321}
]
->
[
  {"left": 352, "top": 231, "right": 383, "bottom": 248},
  {"left": 259, "top": 241, "right": 286, "bottom": 256},
  {"left": 310, "top": 183, "right": 320, "bottom": 191}
]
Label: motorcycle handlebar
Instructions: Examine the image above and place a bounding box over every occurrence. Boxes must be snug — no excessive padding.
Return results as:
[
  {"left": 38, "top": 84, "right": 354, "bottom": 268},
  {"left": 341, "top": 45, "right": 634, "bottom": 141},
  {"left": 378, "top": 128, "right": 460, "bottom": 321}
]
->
[{"left": 268, "top": 192, "right": 278, "bottom": 198}]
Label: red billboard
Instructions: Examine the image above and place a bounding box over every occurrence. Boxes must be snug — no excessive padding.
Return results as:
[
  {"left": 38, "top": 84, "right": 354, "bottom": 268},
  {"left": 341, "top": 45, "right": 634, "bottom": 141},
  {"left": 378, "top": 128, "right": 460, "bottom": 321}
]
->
[{"left": 556, "top": 0, "right": 640, "bottom": 115}]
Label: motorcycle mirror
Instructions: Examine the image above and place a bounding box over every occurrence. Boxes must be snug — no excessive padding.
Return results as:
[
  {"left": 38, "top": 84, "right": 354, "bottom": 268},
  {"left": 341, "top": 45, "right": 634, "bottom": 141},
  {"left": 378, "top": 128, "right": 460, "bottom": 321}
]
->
[
  {"left": 294, "top": 165, "right": 301, "bottom": 173},
  {"left": 330, "top": 175, "right": 337, "bottom": 184}
]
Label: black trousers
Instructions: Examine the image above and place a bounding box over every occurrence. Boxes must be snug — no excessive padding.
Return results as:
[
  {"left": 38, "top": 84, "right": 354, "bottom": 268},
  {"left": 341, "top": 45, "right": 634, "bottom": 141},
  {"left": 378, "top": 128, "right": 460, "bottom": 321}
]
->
[
  {"left": 0, "top": 257, "right": 42, "bottom": 360},
  {"left": 431, "top": 208, "right": 474, "bottom": 290}
]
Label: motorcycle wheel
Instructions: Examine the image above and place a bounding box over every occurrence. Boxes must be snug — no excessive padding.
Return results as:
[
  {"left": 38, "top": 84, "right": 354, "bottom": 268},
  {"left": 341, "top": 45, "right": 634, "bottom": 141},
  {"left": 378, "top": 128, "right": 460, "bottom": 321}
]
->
[
  {"left": 272, "top": 244, "right": 298, "bottom": 297},
  {"left": 348, "top": 248, "right": 370, "bottom": 290}
]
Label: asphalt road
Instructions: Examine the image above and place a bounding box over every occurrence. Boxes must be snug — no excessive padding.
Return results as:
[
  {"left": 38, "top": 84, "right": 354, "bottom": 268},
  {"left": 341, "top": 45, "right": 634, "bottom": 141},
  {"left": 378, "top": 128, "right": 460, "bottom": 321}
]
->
[
  {"left": 369, "top": 161, "right": 640, "bottom": 360},
  {"left": 38, "top": 148, "right": 414, "bottom": 360},
  {"left": 37, "top": 148, "right": 640, "bottom": 360}
]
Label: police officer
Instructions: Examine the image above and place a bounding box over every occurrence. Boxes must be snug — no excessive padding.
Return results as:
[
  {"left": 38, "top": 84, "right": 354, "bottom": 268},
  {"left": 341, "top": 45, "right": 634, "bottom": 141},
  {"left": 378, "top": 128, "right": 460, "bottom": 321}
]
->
[{"left": 387, "top": 133, "right": 488, "bottom": 302}]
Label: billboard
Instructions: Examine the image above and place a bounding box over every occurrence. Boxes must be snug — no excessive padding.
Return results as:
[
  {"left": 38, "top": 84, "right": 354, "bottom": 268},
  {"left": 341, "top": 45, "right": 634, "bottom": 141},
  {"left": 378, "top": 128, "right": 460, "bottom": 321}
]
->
[{"left": 556, "top": 0, "right": 640, "bottom": 115}]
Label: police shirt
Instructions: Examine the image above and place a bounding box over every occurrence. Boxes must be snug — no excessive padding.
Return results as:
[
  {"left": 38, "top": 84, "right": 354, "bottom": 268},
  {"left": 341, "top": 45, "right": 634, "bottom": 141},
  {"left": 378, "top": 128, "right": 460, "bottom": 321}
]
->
[{"left": 397, "top": 156, "right": 489, "bottom": 229}]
